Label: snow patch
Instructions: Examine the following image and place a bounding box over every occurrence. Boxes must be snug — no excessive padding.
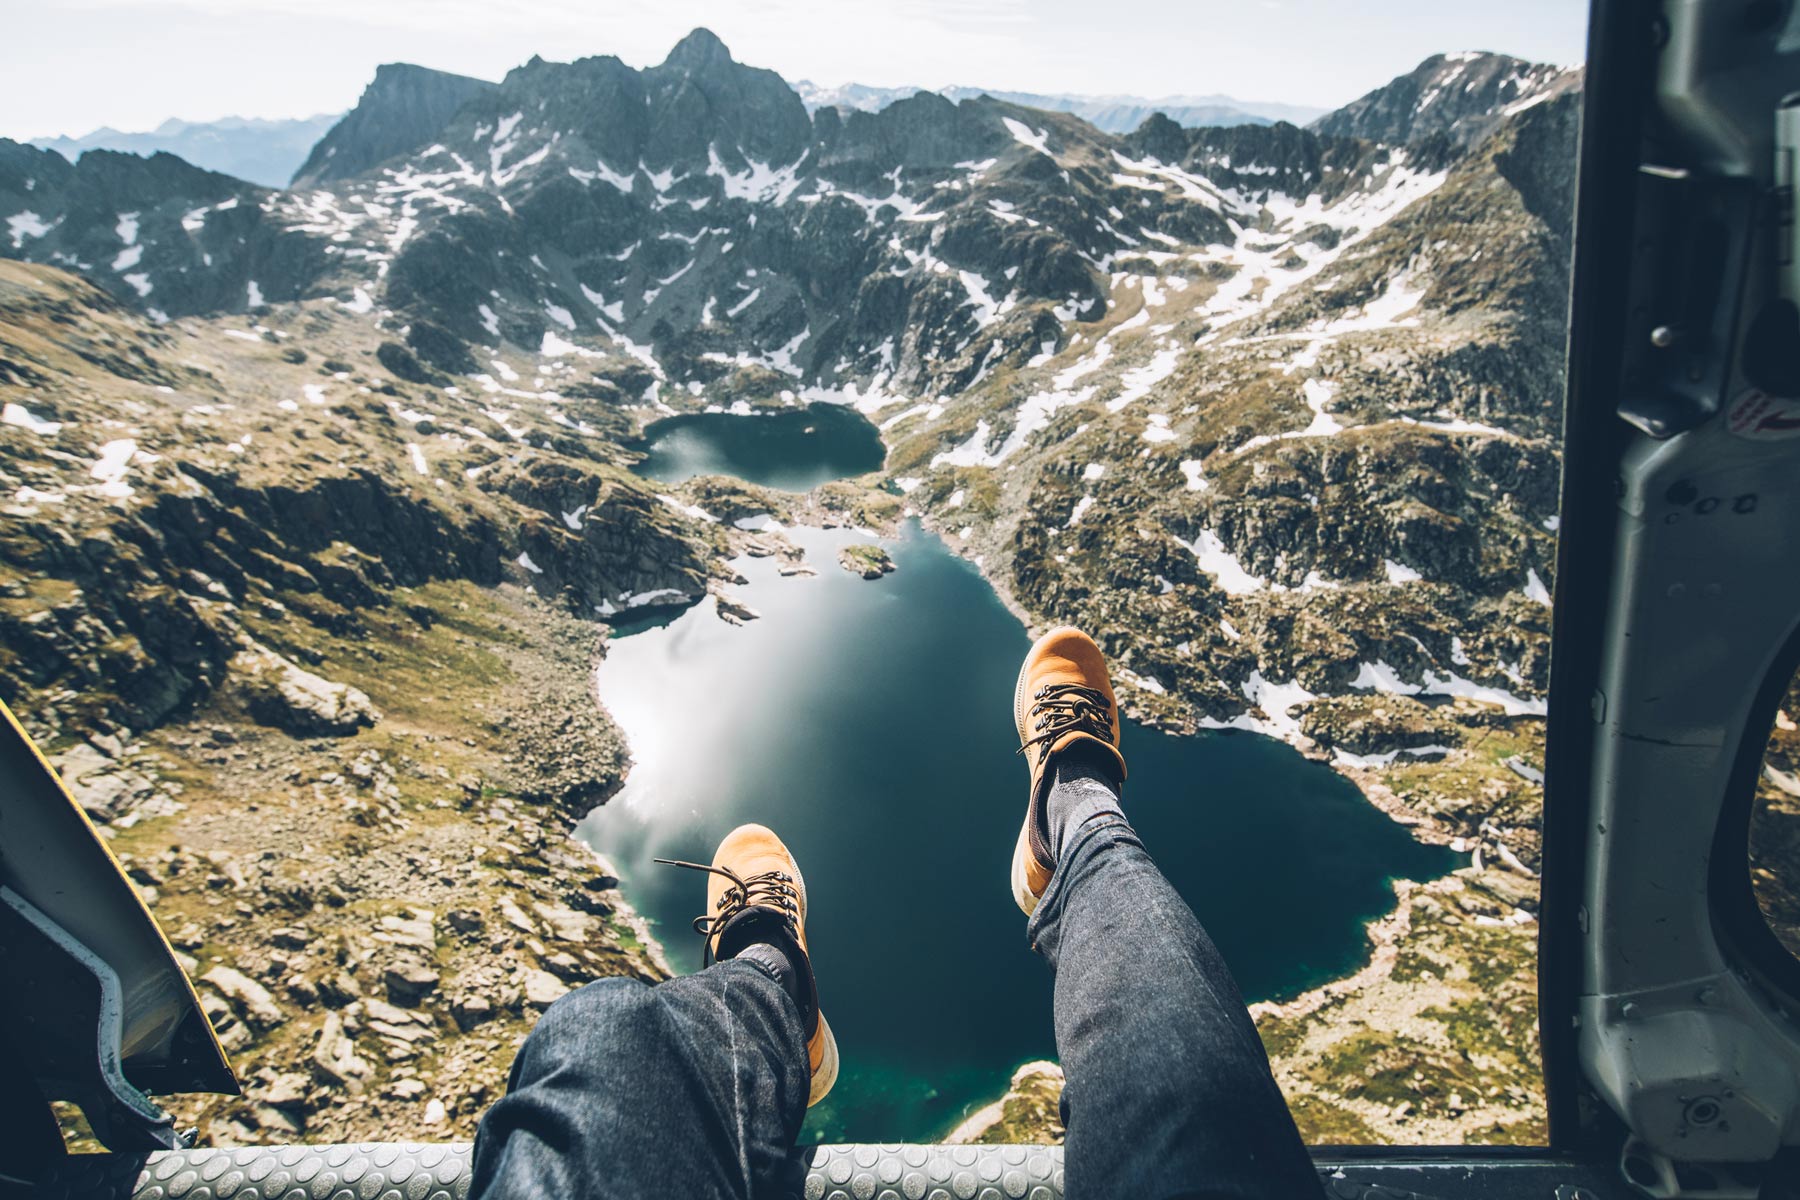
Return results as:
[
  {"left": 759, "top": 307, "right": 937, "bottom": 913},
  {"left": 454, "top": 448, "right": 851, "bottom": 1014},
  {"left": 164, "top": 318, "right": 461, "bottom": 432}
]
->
[
  {"left": 90, "top": 438, "right": 138, "bottom": 498},
  {"left": 8, "top": 211, "right": 51, "bottom": 248},
  {"left": 1239, "top": 671, "right": 1315, "bottom": 739},
  {"left": 1351, "top": 659, "right": 1545, "bottom": 716},
  {"left": 726, "top": 288, "right": 761, "bottom": 319},
  {"left": 3, "top": 402, "right": 62, "bottom": 435},
  {"left": 1190, "top": 529, "right": 1267, "bottom": 595},
  {"left": 657, "top": 494, "right": 719, "bottom": 524},
  {"left": 1001, "top": 118, "right": 1050, "bottom": 155},
  {"left": 706, "top": 145, "right": 805, "bottom": 204},
  {"left": 1105, "top": 346, "right": 1182, "bottom": 413},
  {"left": 935, "top": 419, "right": 1012, "bottom": 468},
  {"left": 1233, "top": 379, "right": 1343, "bottom": 453},
  {"left": 1524, "top": 568, "right": 1552, "bottom": 606}
]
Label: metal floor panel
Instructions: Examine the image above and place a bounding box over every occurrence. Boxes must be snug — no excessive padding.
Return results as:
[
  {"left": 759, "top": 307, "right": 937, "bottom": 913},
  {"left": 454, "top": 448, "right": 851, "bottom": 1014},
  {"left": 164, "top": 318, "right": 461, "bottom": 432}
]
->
[{"left": 27, "top": 1142, "right": 1639, "bottom": 1200}]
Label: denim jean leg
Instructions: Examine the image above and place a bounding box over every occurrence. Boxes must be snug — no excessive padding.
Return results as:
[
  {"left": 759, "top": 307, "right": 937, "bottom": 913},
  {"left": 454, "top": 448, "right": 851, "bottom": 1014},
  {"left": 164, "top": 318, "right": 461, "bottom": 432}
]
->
[
  {"left": 470, "top": 958, "right": 810, "bottom": 1200},
  {"left": 1028, "top": 817, "right": 1323, "bottom": 1200}
]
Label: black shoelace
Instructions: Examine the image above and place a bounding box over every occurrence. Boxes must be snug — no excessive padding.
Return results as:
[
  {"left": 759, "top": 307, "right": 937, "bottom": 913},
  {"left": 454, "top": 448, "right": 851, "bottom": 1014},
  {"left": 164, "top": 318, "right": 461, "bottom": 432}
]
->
[
  {"left": 1018, "top": 682, "right": 1113, "bottom": 767},
  {"left": 652, "top": 858, "right": 800, "bottom": 966}
]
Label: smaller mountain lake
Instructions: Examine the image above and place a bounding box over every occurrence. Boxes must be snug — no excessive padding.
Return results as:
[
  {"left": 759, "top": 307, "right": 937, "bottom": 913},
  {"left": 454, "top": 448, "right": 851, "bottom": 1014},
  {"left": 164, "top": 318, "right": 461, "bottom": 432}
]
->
[
  {"left": 632, "top": 402, "right": 886, "bottom": 491},
  {"left": 580, "top": 510, "right": 1460, "bottom": 1143}
]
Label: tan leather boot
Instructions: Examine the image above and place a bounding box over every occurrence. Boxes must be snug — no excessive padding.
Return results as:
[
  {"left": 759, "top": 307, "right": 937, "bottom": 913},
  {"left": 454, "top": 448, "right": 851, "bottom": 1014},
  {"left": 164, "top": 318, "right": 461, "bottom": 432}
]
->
[
  {"left": 657, "top": 823, "right": 840, "bottom": 1105},
  {"left": 1011, "top": 626, "right": 1128, "bottom": 915}
]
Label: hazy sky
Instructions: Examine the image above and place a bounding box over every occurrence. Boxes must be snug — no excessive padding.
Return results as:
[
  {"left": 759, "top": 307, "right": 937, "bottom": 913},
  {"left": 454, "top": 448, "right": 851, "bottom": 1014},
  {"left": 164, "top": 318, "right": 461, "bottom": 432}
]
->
[{"left": 3, "top": 0, "right": 1589, "bottom": 141}]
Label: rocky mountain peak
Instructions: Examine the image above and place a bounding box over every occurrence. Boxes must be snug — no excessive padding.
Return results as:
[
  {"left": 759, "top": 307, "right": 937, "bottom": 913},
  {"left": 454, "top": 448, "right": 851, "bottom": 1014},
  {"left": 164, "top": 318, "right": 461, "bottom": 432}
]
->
[
  {"left": 431, "top": 31, "right": 812, "bottom": 181},
  {"left": 1310, "top": 51, "right": 1578, "bottom": 148},
  {"left": 661, "top": 27, "right": 735, "bottom": 73},
  {"left": 290, "top": 62, "right": 498, "bottom": 188},
  {"left": 644, "top": 35, "right": 812, "bottom": 172}
]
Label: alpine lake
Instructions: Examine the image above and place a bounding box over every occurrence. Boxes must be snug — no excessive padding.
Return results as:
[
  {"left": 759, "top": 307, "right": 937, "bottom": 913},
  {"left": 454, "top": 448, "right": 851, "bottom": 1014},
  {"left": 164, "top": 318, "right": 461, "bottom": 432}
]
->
[{"left": 578, "top": 403, "right": 1459, "bottom": 1142}]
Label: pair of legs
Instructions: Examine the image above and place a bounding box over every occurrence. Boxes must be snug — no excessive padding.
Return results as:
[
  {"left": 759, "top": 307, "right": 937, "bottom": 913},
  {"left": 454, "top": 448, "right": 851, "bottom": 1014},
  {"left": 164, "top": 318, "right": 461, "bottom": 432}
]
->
[{"left": 469, "top": 630, "right": 1322, "bottom": 1199}]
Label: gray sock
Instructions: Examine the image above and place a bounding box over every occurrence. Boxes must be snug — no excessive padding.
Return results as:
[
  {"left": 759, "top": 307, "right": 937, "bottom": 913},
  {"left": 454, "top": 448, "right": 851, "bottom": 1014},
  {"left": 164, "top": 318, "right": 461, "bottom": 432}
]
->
[
  {"left": 736, "top": 940, "right": 796, "bottom": 993},
  {"left": 720, "top": 910, "right": 810, "bottom": 1018},
  {"left": 1045, "top": 742, "right": 1125, "bottom": 858}
]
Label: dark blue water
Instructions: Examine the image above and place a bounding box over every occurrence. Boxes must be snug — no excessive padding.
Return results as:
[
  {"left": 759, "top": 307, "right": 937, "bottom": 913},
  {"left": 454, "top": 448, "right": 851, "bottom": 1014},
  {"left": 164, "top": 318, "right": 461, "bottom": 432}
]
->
[
  {"left": 578, "top": 520, "right": 1457, "bottom": 1143},
  {"left": 633, "top": 403, "right": 887, "bottom": 491}
]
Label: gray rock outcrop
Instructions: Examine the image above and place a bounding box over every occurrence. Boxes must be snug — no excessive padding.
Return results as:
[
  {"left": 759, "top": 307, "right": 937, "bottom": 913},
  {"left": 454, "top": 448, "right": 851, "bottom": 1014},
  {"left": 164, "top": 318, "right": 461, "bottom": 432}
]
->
[{"left": 228, "top": 643, "right": 379, "bottom": 735}]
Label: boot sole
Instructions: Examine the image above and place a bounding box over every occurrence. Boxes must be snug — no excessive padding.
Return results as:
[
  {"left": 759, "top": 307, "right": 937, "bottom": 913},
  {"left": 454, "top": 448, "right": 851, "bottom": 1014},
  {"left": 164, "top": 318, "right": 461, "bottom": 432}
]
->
[
  {"left": 1010, "top": 818, "right": 1041, "bottom": 917},
  {"left": 789, "top": 854, "right": 840, "bottom": 1107},
  {"left": 808, "top": 1012, "right": 840, "bottom": 1107}
]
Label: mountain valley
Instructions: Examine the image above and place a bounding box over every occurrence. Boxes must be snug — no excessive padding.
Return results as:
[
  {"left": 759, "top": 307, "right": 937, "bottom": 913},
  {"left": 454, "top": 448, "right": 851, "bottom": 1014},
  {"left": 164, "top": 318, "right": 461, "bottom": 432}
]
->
[{"left": 1, "top": 30, "right": 1577, "bottom": 1147}]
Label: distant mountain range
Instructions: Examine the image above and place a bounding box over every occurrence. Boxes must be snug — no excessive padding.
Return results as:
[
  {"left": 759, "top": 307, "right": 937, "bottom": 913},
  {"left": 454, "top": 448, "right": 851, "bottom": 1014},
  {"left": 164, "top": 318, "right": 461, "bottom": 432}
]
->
[
  {"left": 28, "top": 53, "right": 1557, "bottom": 197},
  {"left": 0, "top": 30, "right": 1578, "bottom": 364},
  {"left": 791, "top": 82, "right": 1327, "bottom": 132},
  {"left": 28, "top": 114, "right": 340, "bottom": 189},
  {"left": 26, "top": 75, "right": 1327, "bottom": 196}
]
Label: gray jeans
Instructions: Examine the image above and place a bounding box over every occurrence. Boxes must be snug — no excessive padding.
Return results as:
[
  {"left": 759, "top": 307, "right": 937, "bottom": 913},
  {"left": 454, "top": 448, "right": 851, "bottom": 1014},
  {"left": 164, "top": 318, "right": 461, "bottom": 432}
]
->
[{"left": 470, "top": 815, "right": 1323, "bottom": 1199}]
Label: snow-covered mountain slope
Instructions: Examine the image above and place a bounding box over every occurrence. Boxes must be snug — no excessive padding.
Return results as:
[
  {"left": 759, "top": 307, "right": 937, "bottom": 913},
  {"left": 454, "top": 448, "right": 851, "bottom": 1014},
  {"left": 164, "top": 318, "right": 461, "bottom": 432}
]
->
[
  {"left": 1309, "top": 51, "right": 1579, "bottom": 147},
  {"left": 0, "top": 28, "right": 1579, "bottom": 738},
  {"left": 887, "top": 89, "right": 1577, "bottom": 738},
  {"left": 0, "top": 143, "right": 309, "bottom": 321},
  {"left": 29, "top": 115, "right": 340, "bottom": 189}
]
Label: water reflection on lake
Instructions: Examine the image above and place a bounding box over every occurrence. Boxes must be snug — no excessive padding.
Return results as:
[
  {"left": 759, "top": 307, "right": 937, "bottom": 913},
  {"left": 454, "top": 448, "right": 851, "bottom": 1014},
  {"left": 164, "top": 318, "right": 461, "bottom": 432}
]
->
[{"left": 578, "top": 520, "right": 1458, "bottom": 1141}]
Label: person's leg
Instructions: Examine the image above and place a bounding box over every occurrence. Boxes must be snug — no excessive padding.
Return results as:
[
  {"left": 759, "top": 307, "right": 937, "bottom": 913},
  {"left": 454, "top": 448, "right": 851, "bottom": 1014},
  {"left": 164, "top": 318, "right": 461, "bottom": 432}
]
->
[
  {"left": 1029, "top": 803, "right": 1323, "bottom": 1199},
  {"left": 471, "top": 823, "right": 835, "bottom": 1200},
  {"left": 469, "top": 961, "right": 809, "bottom": 1200},
  {"left": 1009, "top": 628, "right": 1320, "bottom": 1200}
]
